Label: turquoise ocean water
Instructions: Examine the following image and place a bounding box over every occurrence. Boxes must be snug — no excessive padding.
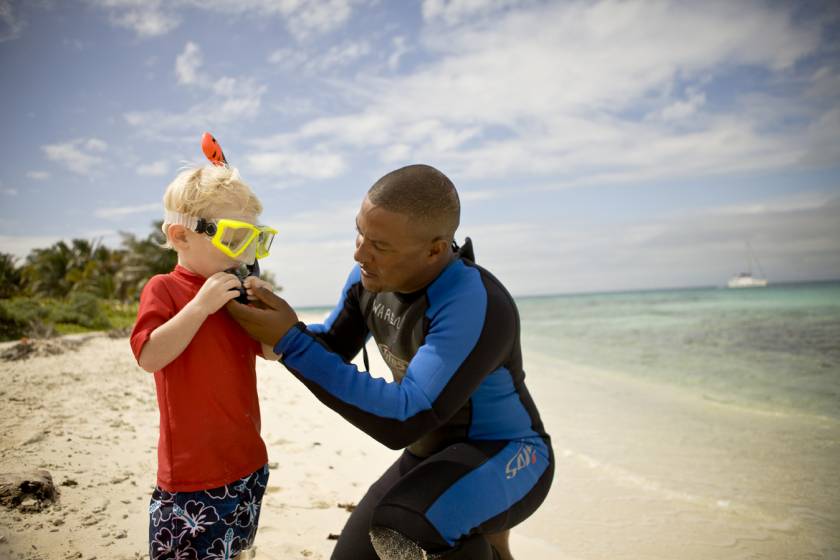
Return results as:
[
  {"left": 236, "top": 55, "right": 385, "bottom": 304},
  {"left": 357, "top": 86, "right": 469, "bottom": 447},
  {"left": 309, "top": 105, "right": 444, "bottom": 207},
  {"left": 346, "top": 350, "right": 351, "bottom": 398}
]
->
[{"left": 517, "top": 281, "right": 840, "bottom": 421}]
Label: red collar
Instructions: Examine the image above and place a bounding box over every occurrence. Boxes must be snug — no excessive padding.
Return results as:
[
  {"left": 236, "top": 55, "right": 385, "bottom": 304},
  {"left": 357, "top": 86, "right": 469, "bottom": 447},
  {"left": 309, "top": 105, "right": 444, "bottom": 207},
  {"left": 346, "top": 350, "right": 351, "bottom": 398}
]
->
[{"left": 172, "top": 264, "right": 206, "bottom": 287}]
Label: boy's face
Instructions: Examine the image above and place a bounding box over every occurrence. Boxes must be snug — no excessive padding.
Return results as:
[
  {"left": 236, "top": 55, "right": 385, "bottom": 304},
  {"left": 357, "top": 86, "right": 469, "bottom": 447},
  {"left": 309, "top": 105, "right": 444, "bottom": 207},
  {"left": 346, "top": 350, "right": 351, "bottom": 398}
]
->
[{"left": 174, "top": 208, "right": 259, "bottom": 278}]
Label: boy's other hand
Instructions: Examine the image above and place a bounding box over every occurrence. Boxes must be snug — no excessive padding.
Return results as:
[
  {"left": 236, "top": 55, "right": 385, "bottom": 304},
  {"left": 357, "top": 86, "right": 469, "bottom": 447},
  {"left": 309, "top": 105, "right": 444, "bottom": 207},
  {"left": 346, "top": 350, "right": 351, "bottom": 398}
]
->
[
  {"left": 191, "top": 271, "right": 242, "bottom": 317},
  {"left": 226, "top": 287, "right": 298, "bottom": 347}
]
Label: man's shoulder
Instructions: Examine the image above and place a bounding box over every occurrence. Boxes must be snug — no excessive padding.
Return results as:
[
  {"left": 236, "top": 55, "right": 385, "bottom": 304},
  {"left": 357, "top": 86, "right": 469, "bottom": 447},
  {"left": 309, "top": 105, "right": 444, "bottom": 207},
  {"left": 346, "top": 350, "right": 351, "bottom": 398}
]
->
[{"left": 430, "top": 258, "right": 517, "bottom": 317}]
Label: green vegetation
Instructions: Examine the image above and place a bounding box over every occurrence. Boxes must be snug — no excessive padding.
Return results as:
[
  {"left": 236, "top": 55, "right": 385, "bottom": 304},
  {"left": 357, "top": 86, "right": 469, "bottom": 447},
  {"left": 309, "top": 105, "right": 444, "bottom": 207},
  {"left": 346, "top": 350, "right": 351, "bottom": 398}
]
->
[{"left": 1, "top": 220, "right": 270, "bottom": 341}]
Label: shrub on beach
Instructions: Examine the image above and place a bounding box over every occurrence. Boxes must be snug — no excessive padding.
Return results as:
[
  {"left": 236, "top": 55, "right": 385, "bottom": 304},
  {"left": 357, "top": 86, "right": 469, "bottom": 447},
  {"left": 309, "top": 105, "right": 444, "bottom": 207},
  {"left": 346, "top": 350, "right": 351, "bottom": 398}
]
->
[
  {"left": 49, "top": 292, "right": 112, "bottom": 331},
  {"left": 0, "top": 298, "right": 51, "bottom": 341}
]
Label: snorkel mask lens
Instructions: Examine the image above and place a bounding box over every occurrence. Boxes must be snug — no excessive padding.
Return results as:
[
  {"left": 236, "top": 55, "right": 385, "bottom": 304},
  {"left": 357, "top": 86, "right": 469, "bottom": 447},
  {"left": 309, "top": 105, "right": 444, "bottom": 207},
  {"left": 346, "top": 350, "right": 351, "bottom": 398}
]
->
[{"left": 196, "top": 218, "right": 277, "bottom": 261}]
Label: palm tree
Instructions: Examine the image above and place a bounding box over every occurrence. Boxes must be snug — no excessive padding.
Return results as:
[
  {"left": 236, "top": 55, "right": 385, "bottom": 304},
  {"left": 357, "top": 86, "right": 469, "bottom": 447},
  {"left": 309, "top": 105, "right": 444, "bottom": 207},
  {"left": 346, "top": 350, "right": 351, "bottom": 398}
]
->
[
  {"left": 116, "top": 221, "right": 177, "bottom": 301},
  {"left": 0, "top": 252, "right": 22, "bottom": 299},
  {"left": 22, "top": 241, "right": 74, "bottom": 297}
]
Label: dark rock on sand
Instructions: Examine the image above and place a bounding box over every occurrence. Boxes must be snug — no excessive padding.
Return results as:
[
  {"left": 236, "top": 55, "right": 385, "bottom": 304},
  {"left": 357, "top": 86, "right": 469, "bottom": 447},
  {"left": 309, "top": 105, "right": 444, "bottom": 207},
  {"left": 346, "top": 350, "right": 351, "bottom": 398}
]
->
[{"left": 0, "top": 470, "right": 59, "bottom": 512}]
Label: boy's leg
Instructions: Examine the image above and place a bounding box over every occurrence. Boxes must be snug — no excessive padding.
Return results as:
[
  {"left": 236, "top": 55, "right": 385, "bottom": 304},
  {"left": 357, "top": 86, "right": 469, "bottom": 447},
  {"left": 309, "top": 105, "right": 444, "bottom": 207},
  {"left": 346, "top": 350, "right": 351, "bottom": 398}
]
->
[{"left": 148, "top": 466, "right": 270, "bottom": 559}]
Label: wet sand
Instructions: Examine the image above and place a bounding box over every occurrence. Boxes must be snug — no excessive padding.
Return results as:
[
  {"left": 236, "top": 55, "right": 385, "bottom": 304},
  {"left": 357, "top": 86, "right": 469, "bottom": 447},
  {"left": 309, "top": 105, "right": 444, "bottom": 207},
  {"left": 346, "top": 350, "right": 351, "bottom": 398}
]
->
[{"left": 1, "top": 313, "right": 837, "bottom": 559}]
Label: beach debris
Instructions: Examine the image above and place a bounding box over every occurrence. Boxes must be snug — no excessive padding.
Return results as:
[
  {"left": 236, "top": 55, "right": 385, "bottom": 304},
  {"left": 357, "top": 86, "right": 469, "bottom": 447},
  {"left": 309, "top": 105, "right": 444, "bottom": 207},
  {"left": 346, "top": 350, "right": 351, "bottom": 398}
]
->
[
  {"left": 0, "top": 336, "right": 92, "bottom": 362},
  {"left": 0, "top": 470, "right": 59, "bottom": 512},
  {"left": 107, "top": 327, "right": 132, "bottom": 339},
  {"left": 327, "top": 533, "right": 340, "bottom": 540},
  {"left": 337, "top": 502, "right": 357, "bottom": 512},
  {"left": 20, "top": 429, "right": 47, "bottom": 446}
]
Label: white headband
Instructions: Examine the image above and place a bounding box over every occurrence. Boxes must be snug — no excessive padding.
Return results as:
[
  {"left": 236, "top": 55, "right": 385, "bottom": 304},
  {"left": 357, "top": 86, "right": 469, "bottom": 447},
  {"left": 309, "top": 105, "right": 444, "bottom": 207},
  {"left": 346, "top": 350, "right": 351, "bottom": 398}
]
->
[{"left": 164, "top": 210, "right": 201, "bottom": 230}]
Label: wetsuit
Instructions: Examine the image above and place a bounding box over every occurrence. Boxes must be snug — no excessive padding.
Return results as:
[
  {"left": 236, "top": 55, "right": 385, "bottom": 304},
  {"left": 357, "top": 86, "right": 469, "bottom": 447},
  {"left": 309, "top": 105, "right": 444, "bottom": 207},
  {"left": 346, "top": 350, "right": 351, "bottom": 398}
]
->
[{"left": 274, "top": 241, "right": 554, "bottom": 559}]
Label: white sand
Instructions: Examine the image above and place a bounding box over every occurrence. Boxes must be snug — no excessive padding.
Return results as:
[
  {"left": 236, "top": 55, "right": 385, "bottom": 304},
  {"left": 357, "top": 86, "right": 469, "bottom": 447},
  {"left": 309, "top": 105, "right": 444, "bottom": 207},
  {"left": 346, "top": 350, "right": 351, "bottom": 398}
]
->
[{"left": 1, "top": 312, "right": 838, "bottom": 559}]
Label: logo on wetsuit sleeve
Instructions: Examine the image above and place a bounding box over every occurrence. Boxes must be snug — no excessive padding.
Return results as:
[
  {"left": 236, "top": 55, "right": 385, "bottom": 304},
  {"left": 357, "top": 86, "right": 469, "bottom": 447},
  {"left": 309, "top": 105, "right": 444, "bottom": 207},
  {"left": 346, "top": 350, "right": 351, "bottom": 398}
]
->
[{"left": 505, "top": 444, "right": 538, "bottom": 479}]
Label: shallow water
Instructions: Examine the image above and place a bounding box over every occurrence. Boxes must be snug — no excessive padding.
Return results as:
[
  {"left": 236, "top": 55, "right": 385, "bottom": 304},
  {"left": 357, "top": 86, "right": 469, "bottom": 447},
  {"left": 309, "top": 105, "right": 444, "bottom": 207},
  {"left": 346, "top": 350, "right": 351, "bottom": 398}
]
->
[{"left": 518, "top": 281, "right": 840, "bottom": 420}]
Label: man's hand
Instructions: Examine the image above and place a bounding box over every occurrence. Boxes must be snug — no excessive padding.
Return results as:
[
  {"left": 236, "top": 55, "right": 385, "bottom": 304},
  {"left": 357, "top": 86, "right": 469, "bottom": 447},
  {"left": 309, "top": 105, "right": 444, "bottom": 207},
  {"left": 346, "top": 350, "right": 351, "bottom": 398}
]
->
[{"left": 226, "top": 286, "right": 299, "bottom": 348}]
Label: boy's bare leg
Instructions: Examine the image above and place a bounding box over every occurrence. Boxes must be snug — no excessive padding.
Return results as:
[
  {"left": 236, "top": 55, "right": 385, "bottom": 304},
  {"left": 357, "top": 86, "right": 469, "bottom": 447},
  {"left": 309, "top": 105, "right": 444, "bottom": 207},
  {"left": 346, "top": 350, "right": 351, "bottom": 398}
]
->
[{"left": 486, "top": 530, "right": 514, "bottom": 560}]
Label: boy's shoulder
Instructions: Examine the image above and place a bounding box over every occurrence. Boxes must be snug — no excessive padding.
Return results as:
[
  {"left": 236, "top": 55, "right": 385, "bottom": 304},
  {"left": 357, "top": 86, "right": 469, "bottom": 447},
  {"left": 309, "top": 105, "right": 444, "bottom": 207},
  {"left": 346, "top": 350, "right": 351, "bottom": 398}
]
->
[
  {"left": 144, "top": 270, "right": 176, "bottom": 289},
  {"left": 139, "top": 270, "right": 179, "bottom": 302}
]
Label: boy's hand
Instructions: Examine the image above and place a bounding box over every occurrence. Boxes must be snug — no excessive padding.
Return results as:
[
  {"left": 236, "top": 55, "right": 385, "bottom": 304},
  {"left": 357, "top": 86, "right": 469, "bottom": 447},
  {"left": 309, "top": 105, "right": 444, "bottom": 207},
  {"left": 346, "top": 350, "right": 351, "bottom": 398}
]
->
[
  {"left": 226, "top": 287, "right": 298, "bottom": 347},
  {"left": 190, "top": 271, "right": 242, "bottom": 317}
]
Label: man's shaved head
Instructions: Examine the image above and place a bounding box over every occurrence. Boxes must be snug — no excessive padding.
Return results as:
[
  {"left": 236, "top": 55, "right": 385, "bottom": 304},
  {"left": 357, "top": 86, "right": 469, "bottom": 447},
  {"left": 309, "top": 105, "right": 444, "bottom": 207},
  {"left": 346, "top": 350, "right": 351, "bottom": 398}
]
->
[{"left": 367, "top": 164, "right": 460, "bottom": 242}]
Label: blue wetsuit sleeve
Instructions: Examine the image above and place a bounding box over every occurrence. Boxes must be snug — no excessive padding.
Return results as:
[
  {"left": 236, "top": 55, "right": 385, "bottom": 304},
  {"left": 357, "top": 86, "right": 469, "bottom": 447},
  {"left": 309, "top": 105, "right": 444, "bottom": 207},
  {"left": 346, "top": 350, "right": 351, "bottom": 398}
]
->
[
  {"left": 305, "top": 266, "right": 368, "bottom": 362},
  {"left": 275, "top": 270, "right": 513, "bottom": 449}
]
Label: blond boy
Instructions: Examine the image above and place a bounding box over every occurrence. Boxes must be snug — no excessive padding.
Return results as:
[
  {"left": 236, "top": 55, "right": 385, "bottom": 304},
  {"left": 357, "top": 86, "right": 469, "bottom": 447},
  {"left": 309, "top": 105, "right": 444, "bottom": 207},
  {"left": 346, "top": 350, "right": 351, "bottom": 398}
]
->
[{"left": 130, "top": 165, "right": 277, "bottom": 560}]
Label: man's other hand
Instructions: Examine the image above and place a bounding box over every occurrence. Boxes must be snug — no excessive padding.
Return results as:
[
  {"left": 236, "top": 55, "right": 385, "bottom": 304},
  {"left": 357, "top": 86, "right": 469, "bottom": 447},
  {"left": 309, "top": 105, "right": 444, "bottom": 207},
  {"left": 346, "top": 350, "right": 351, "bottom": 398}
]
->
[{"left": 226, "top": 287, "right": 299, "bottom": 348}]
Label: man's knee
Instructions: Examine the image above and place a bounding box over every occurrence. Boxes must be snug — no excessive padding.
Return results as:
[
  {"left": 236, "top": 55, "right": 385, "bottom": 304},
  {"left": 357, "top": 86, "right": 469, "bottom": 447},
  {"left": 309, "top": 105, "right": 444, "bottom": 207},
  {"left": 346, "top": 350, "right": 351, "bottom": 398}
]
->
[
  {"left": 369, "top": 503, "right": 502, "bottom": 560},
  {"left": 370, "top": 503, "right": 446, "bottom": 553},
  {"left": 369, "top": 526, "right": 501, "bottom": 560},
  {"left": 370, "top": 526, "right": 439, "bottom": 560}
]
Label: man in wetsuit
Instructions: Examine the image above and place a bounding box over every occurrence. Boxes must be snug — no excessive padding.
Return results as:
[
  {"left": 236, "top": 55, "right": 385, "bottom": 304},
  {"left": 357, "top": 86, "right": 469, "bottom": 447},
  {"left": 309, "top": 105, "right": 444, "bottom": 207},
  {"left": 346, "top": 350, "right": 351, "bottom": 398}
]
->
[{"left": 227, "top": 164, "right": 554, "bottom": 560}]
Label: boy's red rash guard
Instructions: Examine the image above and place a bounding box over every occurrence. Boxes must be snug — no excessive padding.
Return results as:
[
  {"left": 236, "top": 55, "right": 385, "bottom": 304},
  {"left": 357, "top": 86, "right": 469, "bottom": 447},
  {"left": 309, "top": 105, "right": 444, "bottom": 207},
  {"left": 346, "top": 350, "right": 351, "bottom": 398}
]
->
[{"left": 130, "top": 265, "right": 267, "bottom": 492}]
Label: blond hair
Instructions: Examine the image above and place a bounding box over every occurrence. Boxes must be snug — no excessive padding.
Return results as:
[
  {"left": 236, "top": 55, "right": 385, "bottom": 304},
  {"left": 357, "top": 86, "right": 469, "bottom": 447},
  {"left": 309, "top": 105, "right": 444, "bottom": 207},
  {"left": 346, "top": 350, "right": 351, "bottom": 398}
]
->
[{"left": 161, "top": 165, "right": 263, "bottom": 248}]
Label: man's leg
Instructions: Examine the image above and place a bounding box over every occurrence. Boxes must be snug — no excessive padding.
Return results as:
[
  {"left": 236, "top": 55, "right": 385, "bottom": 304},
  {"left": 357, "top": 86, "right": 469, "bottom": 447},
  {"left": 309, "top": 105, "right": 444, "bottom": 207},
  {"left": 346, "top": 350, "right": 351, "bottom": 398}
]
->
[
  {"left": 369, "top": 438, "right": 553, "bottom": 560},
  {"left": 486, "top": 530, "right": 513, "bottom": 560},
  {"left": 331, "top": 452, "right": 423, "bottom": 560}
]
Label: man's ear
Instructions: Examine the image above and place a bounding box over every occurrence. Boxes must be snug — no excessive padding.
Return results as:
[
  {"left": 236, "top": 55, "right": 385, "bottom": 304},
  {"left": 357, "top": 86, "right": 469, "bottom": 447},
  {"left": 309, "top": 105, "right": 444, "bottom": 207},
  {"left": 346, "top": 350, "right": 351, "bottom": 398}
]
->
[
  {"left": 167, "top": 224, "right": 190, "bottom": 250},
  {"left": 428, "top": 238, "right": 449, "bottom": 259}
]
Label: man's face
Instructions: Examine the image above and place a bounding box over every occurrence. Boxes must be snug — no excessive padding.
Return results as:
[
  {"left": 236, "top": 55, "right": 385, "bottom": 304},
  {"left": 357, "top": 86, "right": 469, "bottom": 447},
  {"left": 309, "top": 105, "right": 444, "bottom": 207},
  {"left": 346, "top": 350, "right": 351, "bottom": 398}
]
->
[{"left": 353, "top": 196, "right": 437, "bottom": 293}]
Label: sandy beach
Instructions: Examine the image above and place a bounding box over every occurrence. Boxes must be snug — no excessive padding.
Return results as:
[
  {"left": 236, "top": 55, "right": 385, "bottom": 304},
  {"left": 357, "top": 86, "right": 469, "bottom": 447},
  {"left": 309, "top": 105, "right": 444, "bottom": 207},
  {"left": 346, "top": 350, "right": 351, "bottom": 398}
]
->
[{"left": 1, "top": 311, "right": 838, "bottom": 559}]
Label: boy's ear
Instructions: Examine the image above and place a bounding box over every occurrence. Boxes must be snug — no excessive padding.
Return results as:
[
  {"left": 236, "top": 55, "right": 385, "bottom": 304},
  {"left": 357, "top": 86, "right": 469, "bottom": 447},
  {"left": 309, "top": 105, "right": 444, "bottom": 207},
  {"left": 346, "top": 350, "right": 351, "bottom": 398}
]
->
[{"left": 167, "top": 224, "right": 190, "bottom": 249}]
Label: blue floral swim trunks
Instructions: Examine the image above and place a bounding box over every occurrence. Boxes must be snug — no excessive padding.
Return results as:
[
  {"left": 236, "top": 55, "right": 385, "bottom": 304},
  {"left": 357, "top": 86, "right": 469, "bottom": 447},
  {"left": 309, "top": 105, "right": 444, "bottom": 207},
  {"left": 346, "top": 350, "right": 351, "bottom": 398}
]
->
[{"left": 148, "top": 465, "right": 269, "bottom": 560}]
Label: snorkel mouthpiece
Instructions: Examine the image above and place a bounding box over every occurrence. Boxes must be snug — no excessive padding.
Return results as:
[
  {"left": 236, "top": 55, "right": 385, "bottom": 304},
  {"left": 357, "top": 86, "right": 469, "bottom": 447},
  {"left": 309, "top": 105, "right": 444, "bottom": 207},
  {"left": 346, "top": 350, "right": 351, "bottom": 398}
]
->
[{"left": 228, "top": 260, "right": 260, "bottom": 304}]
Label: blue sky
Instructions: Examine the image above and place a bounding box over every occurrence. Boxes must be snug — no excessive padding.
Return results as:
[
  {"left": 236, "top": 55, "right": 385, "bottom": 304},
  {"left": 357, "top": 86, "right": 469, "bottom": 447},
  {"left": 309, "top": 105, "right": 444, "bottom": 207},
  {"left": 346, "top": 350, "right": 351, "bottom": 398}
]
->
[{"left": 1, "top": 0, "right": 839, "bottom": 306}]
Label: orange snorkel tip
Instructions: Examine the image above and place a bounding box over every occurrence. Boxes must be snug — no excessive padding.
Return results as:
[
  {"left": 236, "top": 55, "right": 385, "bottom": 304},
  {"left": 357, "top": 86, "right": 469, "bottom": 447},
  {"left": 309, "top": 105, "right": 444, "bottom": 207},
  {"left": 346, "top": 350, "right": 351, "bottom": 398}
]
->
[{"left": 201, "top": 132, "right": 227, "bottom": 166}]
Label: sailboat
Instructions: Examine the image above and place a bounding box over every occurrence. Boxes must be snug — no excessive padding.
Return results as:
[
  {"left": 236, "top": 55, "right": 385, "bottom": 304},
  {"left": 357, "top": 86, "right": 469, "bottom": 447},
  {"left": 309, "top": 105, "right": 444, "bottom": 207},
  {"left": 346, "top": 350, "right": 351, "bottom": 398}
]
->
[{"left": 728, "top": 242, "right": 768, "bottom": 288}]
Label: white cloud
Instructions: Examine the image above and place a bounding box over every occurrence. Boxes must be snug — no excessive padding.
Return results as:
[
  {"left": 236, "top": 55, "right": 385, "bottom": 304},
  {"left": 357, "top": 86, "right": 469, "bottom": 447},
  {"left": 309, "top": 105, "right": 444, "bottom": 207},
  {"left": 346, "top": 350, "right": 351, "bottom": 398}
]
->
[
  {"left": 85, "top": 138, "right": 108, "bottom": 151},
  {"left": 706, "top": 192, "right": 838, "bottom": 217},
  {"left": 26, "top": 170, "right": 50, "bottom": 180},
  {"left": 260, "top": 1, "right": 831, "bottom": 188},
  {"left": 280, "top": 0, "right": 353, "bottom": 41},
  {"left": 175, "top": 41, "right": 202, "bottom": 85},
  {"left": 0, "top": 0, "right": 26, "bottom": 42},
  {"left": 655, "top": 90, "right": 707, "bottom": 122},
  {"left": 136, "top": 160, "right": 169, "bottom": 176},
  {"left": 89, "top": 0, "right": 357, "bottom": 40},
  {"left": 125, "top": 45, "right": 267, "bottom": 135},
  {"left": 388, "top": 36, "right": 409, "bottom": 70},
  {"left": 95, "top": 203, "right": 161, "bottom": 220},
  {"left": 422, "top": 0, "right": 527, "bottom": 26},
  {"left": 457, "top": 193, "right": 840, "bottom": 297},
  {"left": 0, "top": 235, "right": 64, "bottom": 260},
  {"left": 43, "top": 138, "right": 108, "bottom": 176},
  {"left": 89, "top": 0, "right": 180, "bottom": 38},
  {"left": 246, "top": 150, "right": 347, "bottom": 181},
  {"left": 2, "top": 187, "right": 17, "bottom": 196},
  {"left": 269, "top": 40, "right": 371, "bottom": 74}
]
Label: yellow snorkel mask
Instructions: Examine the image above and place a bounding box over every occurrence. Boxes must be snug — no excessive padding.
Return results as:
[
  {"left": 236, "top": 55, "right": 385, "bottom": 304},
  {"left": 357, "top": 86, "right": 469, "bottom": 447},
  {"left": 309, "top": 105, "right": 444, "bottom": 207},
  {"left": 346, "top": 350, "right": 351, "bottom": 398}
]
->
[{"left": 164, "top": 211, "right": 278, "bottom": 262}]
